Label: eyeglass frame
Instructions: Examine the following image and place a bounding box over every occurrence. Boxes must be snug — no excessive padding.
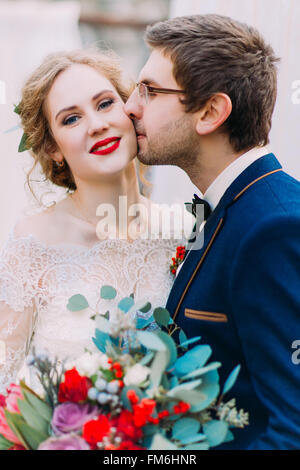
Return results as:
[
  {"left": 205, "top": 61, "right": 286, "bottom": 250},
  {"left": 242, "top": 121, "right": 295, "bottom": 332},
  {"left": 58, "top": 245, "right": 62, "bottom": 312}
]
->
[{"left": 135, "top": 82, "right": 186, "bottom": 104}]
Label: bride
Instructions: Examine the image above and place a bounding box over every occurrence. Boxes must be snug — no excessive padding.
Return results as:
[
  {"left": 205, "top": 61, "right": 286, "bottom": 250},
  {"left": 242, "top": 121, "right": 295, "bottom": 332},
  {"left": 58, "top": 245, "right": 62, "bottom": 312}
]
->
[{"left": 0, "top": 49, "right": 184, "bottom": 394}]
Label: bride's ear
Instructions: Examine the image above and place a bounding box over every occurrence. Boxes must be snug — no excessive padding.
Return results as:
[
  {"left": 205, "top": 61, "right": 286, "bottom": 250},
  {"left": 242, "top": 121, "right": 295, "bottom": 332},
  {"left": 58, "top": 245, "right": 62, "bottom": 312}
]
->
[{"left": 45, "top": 139, "right": 64, "bottom": 165}]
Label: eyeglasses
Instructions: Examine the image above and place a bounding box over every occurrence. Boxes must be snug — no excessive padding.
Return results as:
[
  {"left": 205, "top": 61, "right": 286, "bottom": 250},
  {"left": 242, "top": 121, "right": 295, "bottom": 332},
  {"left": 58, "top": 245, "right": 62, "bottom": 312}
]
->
[{"left": 135, "top": 82, "right": 185, "bottom": 104}]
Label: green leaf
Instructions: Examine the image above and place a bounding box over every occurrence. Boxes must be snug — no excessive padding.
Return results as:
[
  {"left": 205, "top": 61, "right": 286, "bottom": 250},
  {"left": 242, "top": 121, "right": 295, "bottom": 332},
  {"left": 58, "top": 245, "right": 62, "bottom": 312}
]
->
[
  {"left": 139, "top": 351, "right": 154, "bottom": 366},
  {"left": 139, "top": 302, "right": 151, "bottom": 313},
  {"left": 172, "top": 418, "right": 200, "bottom": 440},
  {"left": 137, "top": 331, "right": 167, "bottom": 352},
  {"left": 179, "top": 433, "right": 207, "bottom": 445},
  {"left": 167, "top": 379, "right": 203, "bottom": 397},
  {"left": 179, "top": 329, "right": 188, "bottom": 345},
  {"left": 203, "top": 420, "right": 229, "bottom": 448},
  {"left": 155, "top": 330, "right": 177, "bottom": 367},
  {"left": 179, "top": 336, "right": 202, "bottom": 348},
  {"left": 22, "top": 390, "right": 52, "bottom": 423},
  {"left": 0, "top": 434, "right": 14, "bottom": 450},
  {"left": 167, "top": 388, "right": 206, "bottom": 408},
  {"left": 181, "top": 362, "right": 222, "bottom": 381},
  {"left": 136, "top": 317, "right": 154, "bottom": 330},
  {"left": 67, "top": 294, "right": 89, "bottom": 311},
  {"left": 17, "top": 398, "right": 49, "bottom": 435},
  {"left": 120, "top": 386, "right": 144, "bottom": 411},
  {"left": 174, "top": 345, "right": 212, "bottom": 377},
  {"left": 92, "top": 329, "right": 110, "bottom": 353},
  {"left": 18, "top": 132, "right": 29, "bottom": 152},
  {"left": 148, "top": 350, "right": 169, "bottom": 389},
  {"left": 222, "top": 364, "right": 241, "bottom": 396},
  {"left": 17, "top": 421, "right": 48, "bottom": 450},
  {"left": 150, "top": 433, "right": 178, "bottom": 450},
  {"left": 118, "top": 297, "right": 135, "bottom": 313},
  {"left": 153, "top": 307, "right": 170, "bottom": 328},
  {"left": 14, "top": 103, "right": 21, "bottom": 115},
  {"left": 190, "top": 383, "right": 220, "bottom": 412},
  {"left": 100, "top": 285, "right": 117, "bottom": 300},
  {"left": 4, "top": 410, "right": 29, "bottom": 449},
  {"left": 224, "top": 430, "right": 235, "bottom": 443},
  {"left": 183, "top": 442, "right": 209, "bottom": 450}
]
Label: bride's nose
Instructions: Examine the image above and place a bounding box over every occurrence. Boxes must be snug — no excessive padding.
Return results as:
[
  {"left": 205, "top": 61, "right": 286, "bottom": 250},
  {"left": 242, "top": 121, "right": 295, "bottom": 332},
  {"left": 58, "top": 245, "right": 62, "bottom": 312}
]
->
[{"left": 87, "top": 113, "right": 109, "bottom": 136}]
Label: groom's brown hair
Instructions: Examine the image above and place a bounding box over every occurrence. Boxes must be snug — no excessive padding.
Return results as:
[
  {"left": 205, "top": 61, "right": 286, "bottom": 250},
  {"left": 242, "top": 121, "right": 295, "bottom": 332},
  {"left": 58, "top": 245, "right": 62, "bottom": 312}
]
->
[{"left": 145, "top": 14, "right": 279, "bottom": 153}]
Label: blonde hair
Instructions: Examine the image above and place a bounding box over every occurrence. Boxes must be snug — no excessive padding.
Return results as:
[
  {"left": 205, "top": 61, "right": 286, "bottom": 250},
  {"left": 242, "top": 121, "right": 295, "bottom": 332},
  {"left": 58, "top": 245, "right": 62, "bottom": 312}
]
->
[{"left": 18, "top": 48, "right": 149, "bottom": 198}]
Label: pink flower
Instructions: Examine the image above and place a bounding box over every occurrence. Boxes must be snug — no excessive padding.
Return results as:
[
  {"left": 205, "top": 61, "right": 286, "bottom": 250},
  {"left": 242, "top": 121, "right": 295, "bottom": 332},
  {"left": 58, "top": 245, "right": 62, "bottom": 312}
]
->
[
  {"left": 0, "top": 406, "right": 23, "bottom": 445},
  {"left": 5, "top": 384, "right": 23, "bottom": 414}
]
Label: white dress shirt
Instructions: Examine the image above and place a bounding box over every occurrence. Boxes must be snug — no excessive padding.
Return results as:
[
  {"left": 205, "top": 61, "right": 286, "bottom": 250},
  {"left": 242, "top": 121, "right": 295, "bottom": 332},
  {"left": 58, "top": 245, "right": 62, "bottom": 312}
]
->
[{"left": 203, "top": 145, "right": 271, "bottom": 211}]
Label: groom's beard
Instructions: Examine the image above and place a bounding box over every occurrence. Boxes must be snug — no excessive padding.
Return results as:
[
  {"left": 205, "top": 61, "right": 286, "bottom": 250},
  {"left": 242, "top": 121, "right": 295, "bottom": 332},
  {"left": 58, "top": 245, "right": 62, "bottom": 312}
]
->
[{"left": 135, "top": 115, "right": 199, "bottom": 170}]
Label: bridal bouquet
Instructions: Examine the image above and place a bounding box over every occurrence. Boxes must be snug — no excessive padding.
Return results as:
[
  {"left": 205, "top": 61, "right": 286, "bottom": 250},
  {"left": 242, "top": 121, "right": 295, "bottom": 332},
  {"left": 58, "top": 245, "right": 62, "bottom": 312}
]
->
[{"left": 0, "top": 286, "right": 248, "bottom": 450}]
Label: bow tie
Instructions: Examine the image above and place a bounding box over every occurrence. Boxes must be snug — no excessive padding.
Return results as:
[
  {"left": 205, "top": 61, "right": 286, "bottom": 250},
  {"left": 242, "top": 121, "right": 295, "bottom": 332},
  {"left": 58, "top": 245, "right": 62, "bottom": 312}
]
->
[{"left": 185, "top": 194, "right": 212, "bottom": 221}]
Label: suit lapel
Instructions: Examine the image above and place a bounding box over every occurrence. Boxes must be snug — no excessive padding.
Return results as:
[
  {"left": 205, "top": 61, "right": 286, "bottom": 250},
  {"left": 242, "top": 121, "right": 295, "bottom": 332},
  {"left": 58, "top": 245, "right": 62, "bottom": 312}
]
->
[{"left": 166, "top": 153, "right": 282, "bottom": 322}]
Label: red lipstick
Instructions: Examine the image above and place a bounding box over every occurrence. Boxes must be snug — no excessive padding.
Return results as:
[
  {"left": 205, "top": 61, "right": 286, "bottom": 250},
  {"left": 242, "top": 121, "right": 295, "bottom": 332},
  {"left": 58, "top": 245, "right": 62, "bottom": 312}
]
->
[{"left": 89, "top": 137, "right": 121, "bottom": 156}]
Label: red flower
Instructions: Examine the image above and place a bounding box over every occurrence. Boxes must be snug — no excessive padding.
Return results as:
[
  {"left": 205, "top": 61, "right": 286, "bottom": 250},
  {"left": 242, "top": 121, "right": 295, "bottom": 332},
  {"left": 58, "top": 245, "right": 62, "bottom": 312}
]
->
[
  {"left": 132, "top": 398, "right": 156, "bottom": 427},
  {"left": 173, "top": 401, "right": 191, "bottom": 414},
  {"left": 112, "top": 409, "right": 143, "bottom": 441},
  {"left": 0, "top": 394, "right": 6, "bottom": 407},
  {"left": 117, "top": 440, "right": 146, "bottom": 450},
  {"left": 82, "top": 415, "right": 110, "bottom": 450},
  {"left": 58, "top": 368, "right": 92, "bottom": 404}
]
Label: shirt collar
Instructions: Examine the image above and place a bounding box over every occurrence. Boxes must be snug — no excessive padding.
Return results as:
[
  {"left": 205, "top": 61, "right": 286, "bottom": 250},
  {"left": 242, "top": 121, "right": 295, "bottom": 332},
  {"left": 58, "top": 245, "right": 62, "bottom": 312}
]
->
[{"left": 203, "top": 145, "right": 271, "bottom": 211}]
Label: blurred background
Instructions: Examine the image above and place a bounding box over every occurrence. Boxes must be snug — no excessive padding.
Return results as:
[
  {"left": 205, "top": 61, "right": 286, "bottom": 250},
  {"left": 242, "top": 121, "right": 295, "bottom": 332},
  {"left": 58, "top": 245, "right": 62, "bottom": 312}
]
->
[{"left": 0, "top": 0, "right": 299, "bottom": 245}]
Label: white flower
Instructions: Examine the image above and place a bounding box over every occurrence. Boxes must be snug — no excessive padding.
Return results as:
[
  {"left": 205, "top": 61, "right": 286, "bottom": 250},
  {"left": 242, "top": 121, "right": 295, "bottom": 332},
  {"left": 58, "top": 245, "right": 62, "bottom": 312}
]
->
[
  {"left": 123, "top": 363, "right": 150, "bottom": 386},
  {"left": 69, "top": 352, "right": 104, "bottom": 376}
]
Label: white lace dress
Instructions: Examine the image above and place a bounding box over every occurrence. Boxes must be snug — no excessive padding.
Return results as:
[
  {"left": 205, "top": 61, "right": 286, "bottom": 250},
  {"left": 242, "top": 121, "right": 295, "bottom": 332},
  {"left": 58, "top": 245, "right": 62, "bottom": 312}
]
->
[{"left": 0, "top": 221, "right": 180, "bottom": 394}]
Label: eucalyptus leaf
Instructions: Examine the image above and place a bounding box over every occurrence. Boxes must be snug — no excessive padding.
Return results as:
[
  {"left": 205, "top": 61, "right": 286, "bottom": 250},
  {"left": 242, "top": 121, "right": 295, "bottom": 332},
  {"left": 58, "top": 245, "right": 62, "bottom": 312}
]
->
[
  {"left": 100, "top": 285, "right": 117, "bottom": 300},
  {"left": 183, "top": 442, "right": 209, "bottom": 450},
  {"left": 153, "top": 307, "right": 170, "bottom": 328},
  {"left": 222, "top": 364, "right": 241, "bottom": 396},
  {"left": 179, "top": 433, "right": 207, "bottom": 445},
  {"left": 136, "top": 317, "right": 154, "bottom": 330},
  {"left": 167, "top": 388, "right": 206, "bottom": 407},
  {"left": 137, "top": 331, "right": 167, "bottom": 352},
  {"left": 92, "top": 329, "right": 110, "bottom": 353},
  {"left": 224, "top": 430, "right": 235, "bottom": 443},
  {"left": 139, "top": 302, "right": 152, "bottom": 313},
  {"left": 181, "top": 362, "right": 222, "bottom": 381},
  {"left": 190, "top": 383, "right": 220, "bottom": 412},
  {"left": 155, "top": 330, "right": 177, "bottom": 367},
  {"left": 150, "top": 433, "right": 178, "bottom": 450},
  {"left": 203, "top": 420, "right": 229, "bottom": 448},
  {"left": 179, "top": 336, "right": 202, "bottom": 348},
  {"left": 118, "top": 296, "right": 135, "bottom": 313},
  {"left": 67, "top": 294, "right": 89, "bottom": 312},
  {"left": 179, "top": 329, "right": 188, "bottom": 345},
  {"left": 168, "top": 379, "right": 203, "bottom": 397},
  {"left": 139, "top": 351, "right": 154, "bottom": 366},
  {"left": 172, "top": 417, "right": 200, "bottom": 440},
  {"left": 149, "top": 350, "right": 170, "bottom": 389},
  {"left": 174, "top": 345, "right": 212, "bottom": 377}
]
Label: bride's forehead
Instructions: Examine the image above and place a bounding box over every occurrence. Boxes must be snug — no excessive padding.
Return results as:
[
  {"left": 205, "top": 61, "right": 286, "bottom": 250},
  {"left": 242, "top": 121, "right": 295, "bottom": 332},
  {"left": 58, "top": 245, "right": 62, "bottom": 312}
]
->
[{"left": 46, "top": 64, "right": 116, "bottom": 111}]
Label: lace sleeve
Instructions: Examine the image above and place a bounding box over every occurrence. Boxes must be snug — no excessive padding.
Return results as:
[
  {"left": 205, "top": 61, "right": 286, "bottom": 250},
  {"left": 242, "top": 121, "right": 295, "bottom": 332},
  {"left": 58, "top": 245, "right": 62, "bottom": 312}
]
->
[{"left": 0, "top": 229, "right": 37, "bottom": 394}]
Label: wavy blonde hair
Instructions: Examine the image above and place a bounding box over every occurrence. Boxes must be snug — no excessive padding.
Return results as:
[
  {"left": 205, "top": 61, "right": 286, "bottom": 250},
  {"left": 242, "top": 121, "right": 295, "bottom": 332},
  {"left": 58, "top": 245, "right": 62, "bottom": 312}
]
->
[{"left": 18, "top": 48, "right": 150, "bottom": 198}]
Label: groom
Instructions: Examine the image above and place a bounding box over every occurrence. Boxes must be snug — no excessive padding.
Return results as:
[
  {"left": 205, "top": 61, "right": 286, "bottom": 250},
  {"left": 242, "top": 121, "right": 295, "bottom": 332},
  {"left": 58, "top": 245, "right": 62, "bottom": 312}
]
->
[{"left": 125, "top": 14, "right": 300, "bottom": 449}]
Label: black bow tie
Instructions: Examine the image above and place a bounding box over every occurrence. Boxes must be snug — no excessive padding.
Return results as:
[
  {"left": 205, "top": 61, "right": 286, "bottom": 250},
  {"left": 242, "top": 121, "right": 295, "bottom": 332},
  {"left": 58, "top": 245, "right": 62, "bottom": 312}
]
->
[{"left": 185, "top": 194, "right": 212, "bottom": 221}]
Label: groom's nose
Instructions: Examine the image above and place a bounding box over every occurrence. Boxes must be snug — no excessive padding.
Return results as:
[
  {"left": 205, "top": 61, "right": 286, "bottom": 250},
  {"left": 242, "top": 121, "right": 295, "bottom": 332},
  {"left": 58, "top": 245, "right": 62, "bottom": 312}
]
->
[{"left": 124, "top": 91, "right": 143, "bottom": 120}]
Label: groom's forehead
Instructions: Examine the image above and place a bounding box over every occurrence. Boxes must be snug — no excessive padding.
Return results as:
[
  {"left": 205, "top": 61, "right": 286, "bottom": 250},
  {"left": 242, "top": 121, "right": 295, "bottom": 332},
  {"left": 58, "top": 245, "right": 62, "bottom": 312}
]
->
[{"left": 138, "top": 49, "right": 177, "bottom": 87}]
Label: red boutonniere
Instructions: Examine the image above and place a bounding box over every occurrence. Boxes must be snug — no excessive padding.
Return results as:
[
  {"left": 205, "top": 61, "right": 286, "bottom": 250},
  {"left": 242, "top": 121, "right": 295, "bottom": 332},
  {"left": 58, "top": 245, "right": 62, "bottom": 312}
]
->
[{"left": 170, "top": 245, "right": 186, "bottom": 276}]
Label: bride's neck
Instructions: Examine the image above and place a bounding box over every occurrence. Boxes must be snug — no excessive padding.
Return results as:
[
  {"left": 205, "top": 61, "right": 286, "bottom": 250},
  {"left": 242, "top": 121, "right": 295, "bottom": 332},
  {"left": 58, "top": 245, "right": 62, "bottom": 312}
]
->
[{"left": 69, "top": 164, "right": 147, "bottom": 229}]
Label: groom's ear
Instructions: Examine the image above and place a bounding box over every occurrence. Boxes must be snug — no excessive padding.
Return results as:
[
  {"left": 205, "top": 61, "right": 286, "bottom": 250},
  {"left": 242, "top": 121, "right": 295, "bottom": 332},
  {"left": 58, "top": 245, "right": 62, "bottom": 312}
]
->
[{"left": 195, "top": 93, "right": 232, "bottom": 136}]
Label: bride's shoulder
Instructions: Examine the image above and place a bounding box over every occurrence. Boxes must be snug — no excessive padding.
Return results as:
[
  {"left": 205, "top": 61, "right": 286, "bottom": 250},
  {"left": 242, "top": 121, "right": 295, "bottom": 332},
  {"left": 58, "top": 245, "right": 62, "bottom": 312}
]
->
[{"left": 12, "top": 198, "right": 68, "bottom": 242}]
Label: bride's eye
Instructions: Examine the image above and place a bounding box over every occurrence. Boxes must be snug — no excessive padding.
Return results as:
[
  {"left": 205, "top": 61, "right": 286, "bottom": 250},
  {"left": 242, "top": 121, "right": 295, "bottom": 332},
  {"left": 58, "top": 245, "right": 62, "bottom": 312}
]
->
[
  {"left": 98, "top": 98, "right": 114, "bottom": 110},
  {"left": 63, "top": 115, "right": 79, "bottom": 126}
]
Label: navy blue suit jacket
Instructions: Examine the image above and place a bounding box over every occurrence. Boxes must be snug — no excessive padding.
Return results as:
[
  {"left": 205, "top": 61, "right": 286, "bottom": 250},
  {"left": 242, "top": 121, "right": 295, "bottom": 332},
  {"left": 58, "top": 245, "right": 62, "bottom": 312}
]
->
[{"left": 166, "top": 154, "right": 300, "bottom": 449}]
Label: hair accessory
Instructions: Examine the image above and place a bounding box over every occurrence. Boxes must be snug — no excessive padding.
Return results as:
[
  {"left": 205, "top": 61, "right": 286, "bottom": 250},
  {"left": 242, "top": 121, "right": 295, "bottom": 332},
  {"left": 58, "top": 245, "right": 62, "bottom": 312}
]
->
[
  {"left": 55, "top": 160, "right": 65, "bottom": 168},
  {"left": 13, "top": 103, "right": 30, "bottom": 152}
]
